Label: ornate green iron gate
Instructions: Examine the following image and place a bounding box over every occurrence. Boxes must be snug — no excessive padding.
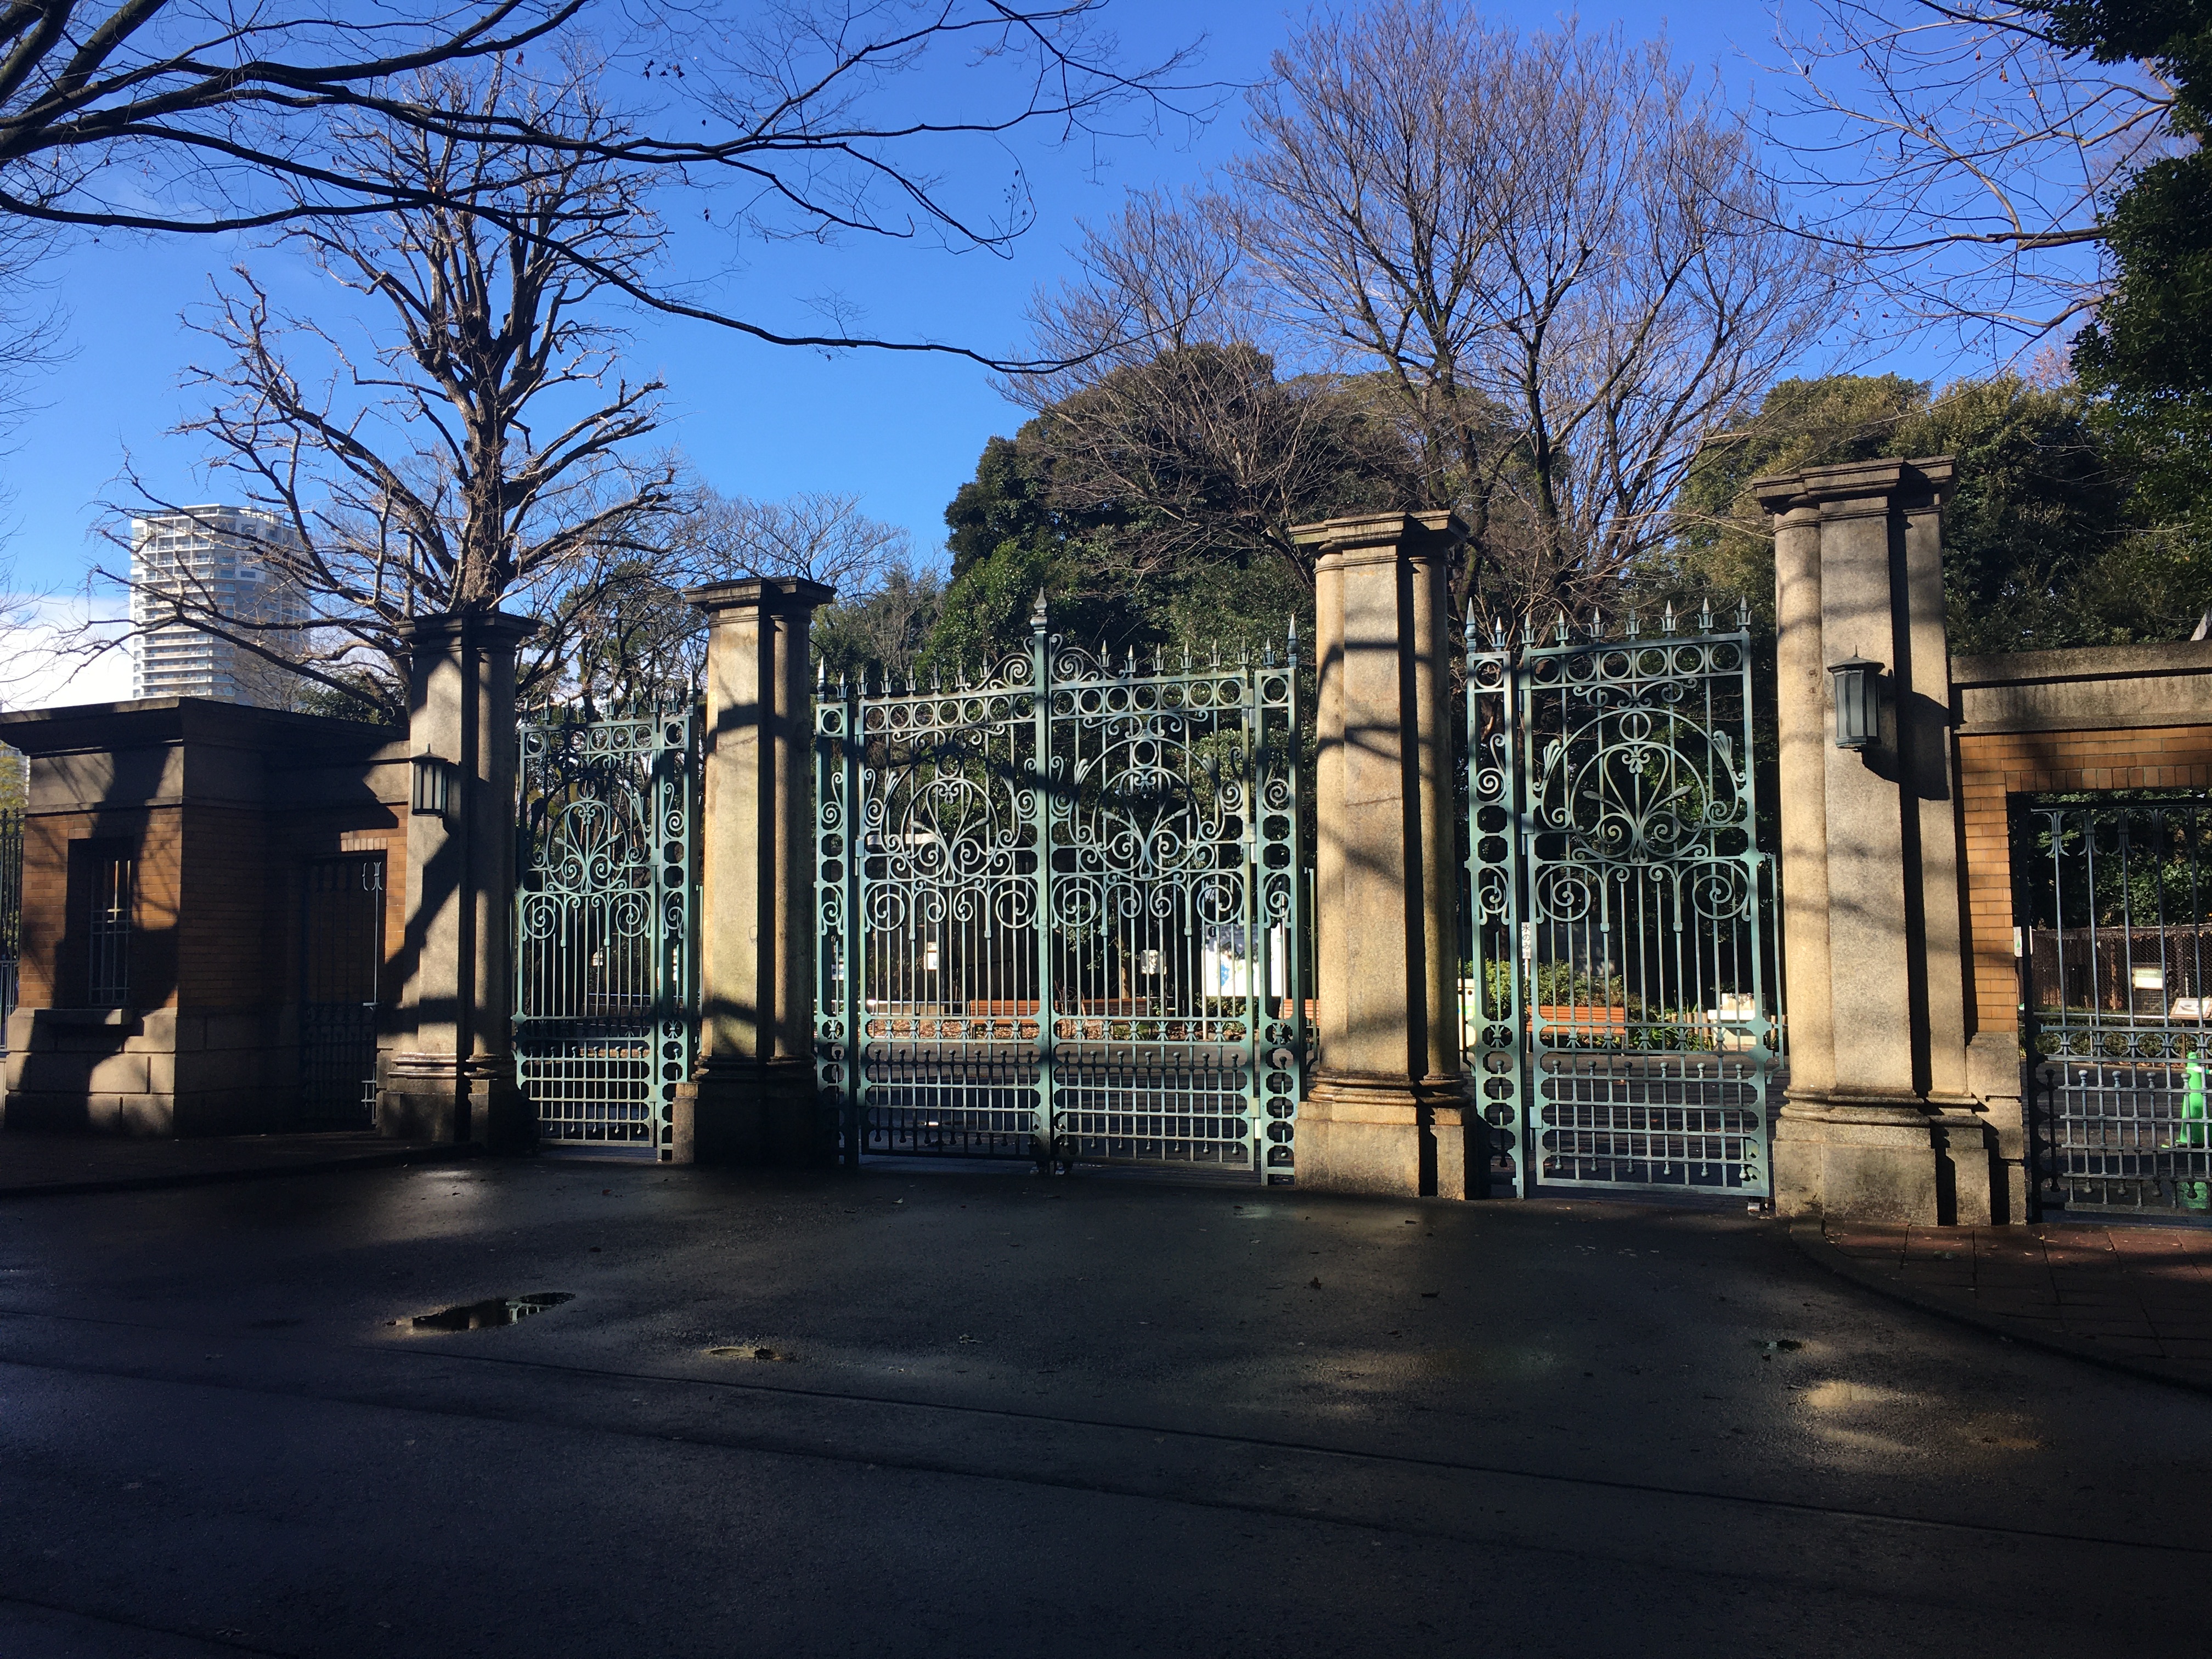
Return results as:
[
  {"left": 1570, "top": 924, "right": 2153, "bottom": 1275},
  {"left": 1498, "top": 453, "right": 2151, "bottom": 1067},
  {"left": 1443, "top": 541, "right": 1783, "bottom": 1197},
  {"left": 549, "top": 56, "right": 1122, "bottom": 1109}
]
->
[
  {"left": 1465, "top": 606, "right": 1780, "bottom": 1199},
  {"left": 515, "top": 704, "right": 699, "bottom": 1158},
  {"left": 814, "top": 600, "right": 1307, "bottom": 1178}
]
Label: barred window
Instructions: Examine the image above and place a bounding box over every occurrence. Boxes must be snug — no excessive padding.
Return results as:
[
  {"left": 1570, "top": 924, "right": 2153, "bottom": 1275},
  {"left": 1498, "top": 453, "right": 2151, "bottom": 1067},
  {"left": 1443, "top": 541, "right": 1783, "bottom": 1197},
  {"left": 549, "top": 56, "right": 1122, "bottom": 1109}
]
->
[{"left": 87, "top": 851, "right": 132, "bottom": 1008}]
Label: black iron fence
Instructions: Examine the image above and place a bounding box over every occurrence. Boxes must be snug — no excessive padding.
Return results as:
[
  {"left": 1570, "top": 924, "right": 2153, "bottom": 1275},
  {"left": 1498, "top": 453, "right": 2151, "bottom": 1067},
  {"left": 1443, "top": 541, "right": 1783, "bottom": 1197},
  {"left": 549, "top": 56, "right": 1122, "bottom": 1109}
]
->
[
  {"left": 0, "top": 807, "right": 20, "bottom": 1054},
  {"left": 2017, "top": 795, "right": 2212, "bottom": 1217}
]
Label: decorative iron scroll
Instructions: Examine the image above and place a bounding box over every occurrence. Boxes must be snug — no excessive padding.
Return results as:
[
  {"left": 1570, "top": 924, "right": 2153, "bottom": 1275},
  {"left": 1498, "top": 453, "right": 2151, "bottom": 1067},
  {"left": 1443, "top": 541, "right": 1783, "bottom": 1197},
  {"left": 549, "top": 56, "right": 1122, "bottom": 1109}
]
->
[
  {"left": 1465, "top": 605, "right": 1780, "bottom": 1199},
  {"left": 515, "top": 703, "right": 698, "bottom": 1156},
  {"left": 816, "top": 600, "right": 1308, "bottom": 1177}
]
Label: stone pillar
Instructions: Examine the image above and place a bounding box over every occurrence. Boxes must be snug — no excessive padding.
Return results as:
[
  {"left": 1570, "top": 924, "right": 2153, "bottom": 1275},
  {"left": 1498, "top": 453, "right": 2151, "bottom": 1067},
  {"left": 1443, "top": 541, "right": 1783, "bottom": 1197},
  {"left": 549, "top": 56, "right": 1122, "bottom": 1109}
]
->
[
  {"left": 1753, "top": 458, "right": 1996, "bottom": 1223},
  {"left": 377, "top": 611, "right": 538, "bottom": 1149},
  {"left": 672, "top": 578, "right": 833, "bottom": 1165},
  {"left": 1292, "top": 510, "right": 1468, "bottom": 1197}
]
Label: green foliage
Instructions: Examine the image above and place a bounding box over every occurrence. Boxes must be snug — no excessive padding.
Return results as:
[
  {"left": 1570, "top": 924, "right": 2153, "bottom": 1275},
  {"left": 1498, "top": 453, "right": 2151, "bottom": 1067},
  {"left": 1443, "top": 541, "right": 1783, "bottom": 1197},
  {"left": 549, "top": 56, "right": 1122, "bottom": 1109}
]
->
[
  {"left": 294, "top": 676, "right": 401, "bottom": 726},
  {"left": 943, "top": 436, "right": 1074, "bottom": 583},
  {"left": 0, "top": 742, "right": 24, "bottom": 812},
  {"left": 928, "top": 421, "right": 1319, "bottom": 676},
  {"left": 1662, "top": 374, "right": 1924, "bottom": 628},
  {"left": 1658, "top": 371, "right": 2200, "bottom": 654},
  {"left": 1893, "top": 380, "right": 2144, "bottom": 654},
  {"left": 2048, "top": 0, "right": 2212, "bottom": 607}
]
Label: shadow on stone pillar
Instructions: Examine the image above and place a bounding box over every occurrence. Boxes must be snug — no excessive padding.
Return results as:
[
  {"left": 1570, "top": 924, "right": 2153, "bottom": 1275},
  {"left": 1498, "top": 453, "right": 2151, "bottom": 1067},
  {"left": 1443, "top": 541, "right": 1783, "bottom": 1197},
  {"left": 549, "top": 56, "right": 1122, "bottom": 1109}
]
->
[
  {"left": 1290, "top": 510, "right": 1469, "bottom": 1197},
  {"left": 672, "top": 577, "right": 833, "bottom": 1166},
  {"left": 1753, "top": 458, "right": 1998, "bottom": 1224},
  {"left": 377, "top": 610, "right": 539, "bottom": 1150}
]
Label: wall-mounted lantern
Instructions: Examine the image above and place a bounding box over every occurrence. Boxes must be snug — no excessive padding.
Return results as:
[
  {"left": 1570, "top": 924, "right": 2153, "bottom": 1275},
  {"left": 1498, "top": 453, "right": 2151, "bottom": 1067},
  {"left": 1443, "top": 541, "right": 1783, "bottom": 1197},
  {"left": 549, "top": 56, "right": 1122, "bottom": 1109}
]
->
[
  {"left": 410, "top": 754, "right": 454, "bottom": 817},
  {"left": 1827, "top": 656, "right": 1881, "bottom": 751}
]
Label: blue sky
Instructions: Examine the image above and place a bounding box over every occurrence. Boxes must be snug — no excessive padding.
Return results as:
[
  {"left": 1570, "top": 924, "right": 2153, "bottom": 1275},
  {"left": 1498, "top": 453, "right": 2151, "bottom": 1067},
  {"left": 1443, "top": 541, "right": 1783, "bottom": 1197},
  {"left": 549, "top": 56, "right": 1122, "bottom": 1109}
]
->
[{"left": 1, "top": 0, "right": 1916, "bottom": 702}]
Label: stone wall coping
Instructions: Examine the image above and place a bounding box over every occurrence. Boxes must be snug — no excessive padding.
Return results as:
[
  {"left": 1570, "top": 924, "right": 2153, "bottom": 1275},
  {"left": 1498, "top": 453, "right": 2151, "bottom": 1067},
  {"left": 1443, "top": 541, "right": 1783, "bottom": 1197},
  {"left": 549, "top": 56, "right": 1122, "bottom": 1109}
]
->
[
  {"left": 1953, "top": 641, "right": 2212, "bottom": 735},
  {"left": 0, "top": 697, "right": 393, "bottom": 758},
  {"left": 1951, "top": 640, "right": 2212, "bottom": 687}
]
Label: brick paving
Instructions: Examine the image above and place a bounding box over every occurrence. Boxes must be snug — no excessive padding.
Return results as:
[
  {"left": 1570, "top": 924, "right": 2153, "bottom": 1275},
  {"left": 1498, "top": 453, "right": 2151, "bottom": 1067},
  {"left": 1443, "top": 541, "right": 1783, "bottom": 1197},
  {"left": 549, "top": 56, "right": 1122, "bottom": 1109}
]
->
[{"left": 1811, "top": 1217, "right": 2212, "bottom": 1390}]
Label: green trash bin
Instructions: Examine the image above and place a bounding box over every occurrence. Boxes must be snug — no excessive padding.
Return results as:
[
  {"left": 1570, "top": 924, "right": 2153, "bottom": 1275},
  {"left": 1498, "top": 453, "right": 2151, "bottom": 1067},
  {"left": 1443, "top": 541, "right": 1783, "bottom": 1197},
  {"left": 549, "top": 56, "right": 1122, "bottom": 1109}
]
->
[{"left": 2181, "top": 1054, "right": 2209, "bottom": 1212}]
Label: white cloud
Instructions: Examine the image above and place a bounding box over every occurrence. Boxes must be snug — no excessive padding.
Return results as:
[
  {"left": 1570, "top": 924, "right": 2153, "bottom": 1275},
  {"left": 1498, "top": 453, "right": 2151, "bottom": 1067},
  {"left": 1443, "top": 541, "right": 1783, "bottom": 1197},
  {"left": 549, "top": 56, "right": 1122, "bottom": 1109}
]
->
[{"left": 1, "top": 592, "right": 133, "bottom": 711}]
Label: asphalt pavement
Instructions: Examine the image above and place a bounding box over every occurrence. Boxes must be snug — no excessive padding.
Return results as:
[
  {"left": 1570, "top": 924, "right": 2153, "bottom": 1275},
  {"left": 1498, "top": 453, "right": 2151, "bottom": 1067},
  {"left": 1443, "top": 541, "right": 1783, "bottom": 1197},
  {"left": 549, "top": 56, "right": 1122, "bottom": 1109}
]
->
[{"left": 0, "top": 1156, "right": 2205, "bottom": 1657}]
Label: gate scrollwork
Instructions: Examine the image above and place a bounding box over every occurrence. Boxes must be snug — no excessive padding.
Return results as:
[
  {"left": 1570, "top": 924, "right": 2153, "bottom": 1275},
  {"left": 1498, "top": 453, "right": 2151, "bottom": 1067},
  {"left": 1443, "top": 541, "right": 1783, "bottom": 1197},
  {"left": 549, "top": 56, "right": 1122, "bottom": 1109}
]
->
[{"left": 816, "top": 604, "right": 1310, "bottom": 1176}]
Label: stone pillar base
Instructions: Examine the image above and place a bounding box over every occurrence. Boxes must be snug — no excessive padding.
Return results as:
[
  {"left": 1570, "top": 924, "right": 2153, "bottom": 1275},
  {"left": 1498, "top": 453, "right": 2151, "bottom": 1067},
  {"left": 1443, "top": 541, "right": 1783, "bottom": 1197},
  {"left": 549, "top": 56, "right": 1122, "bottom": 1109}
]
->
[
  {"left": 1774, "top": 1092, "right": 1953, "bottom": 1222},
  {"left": 672, "top": 1057, "right": 824, "bottom": 1167},
  {"left": 1932, "top": 1105, "right": 1998, "bottom": 1226},
  {"left": 1296, "top": 1071, "right": 1465, "bottom": 1197},
  {"left": 377, "top": 1053, "right": 534, "bottom": 1151}
]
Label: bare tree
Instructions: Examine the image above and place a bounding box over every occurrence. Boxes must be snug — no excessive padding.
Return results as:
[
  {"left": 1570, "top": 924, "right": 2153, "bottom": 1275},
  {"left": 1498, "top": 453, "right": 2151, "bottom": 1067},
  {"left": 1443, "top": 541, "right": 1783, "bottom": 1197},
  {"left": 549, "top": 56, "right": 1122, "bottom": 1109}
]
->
[
  {"left": 86, "top": 65, "right": 681, "bottom": 721},
  {"left": 1761, "top": 0, "right": 2176, "bottom": 352},
  {"left": 1222, "top": 2, "right": 1833, "bottom": 629},
  {"left": 0, "top": 0, "right": 1209, "bottom": 368},
  {"left": 687, "top": 489, "right": 912, "bottom": 592},
  {"left": 521, "top": 487, "right": 921, "bottom": 707},
  {"left": 1008, "top": 188, "right": 1417, "bottom": 586}
]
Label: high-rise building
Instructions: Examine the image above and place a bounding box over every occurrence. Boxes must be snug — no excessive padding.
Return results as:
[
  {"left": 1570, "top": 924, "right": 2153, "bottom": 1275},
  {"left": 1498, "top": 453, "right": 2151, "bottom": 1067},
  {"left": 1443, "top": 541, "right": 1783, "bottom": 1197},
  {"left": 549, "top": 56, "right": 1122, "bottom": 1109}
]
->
[{"left": 128, "top": 507, "right": 308, "bottom": 707}]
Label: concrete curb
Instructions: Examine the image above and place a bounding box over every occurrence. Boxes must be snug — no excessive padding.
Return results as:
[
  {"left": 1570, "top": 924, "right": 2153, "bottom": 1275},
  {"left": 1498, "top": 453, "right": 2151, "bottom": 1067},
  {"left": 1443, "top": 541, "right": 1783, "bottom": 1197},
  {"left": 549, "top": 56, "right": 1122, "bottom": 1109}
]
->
[
  {"left": 1786, "top": 1217, "right": 2212, "bottom": 1400},
  {"left": 0, "top": 1141, "right": 482, "bottom": 1201}
]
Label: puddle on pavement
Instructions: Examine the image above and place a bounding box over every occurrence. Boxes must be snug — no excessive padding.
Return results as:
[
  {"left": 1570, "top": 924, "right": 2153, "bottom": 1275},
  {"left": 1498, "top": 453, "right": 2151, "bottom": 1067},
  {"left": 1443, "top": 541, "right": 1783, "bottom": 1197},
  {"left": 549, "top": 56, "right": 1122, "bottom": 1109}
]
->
[
  {"left": 706, "top": 1345, "right": 798, "bottom": 1362},
  {"left": 411, "top": 1292, "right": 573, "bottom": 1331}
]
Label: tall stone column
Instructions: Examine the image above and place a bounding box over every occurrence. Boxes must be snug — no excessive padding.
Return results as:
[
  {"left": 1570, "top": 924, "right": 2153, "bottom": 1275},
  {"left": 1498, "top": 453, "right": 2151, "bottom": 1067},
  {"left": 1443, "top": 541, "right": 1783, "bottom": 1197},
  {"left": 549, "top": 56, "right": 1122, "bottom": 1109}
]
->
[
  {"left": 673, "top": 578, "right": 833, "bottom": 1165},
  {"left": 1293, "top": 510, "right": 1468, "bottom": 1196},
  {"left": 378, "top": 611, "right": 538, "bottom": 1149},
  {"left": 1753, "top": 458, "right": 1995, "bottom": 1223}
]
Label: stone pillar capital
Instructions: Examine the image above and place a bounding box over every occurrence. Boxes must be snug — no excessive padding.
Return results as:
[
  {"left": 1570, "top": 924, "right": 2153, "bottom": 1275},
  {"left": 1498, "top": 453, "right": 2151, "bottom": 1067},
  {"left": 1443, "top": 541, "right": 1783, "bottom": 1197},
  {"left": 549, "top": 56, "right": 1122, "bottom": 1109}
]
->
[
  {"left": 683, "top": 577, "right": 836, "bottom": 620},
  {"left": 1752, "top": 456, "right": 1956, "bottom": 518},
  {"left": 1290, "top": 509, "right": 1467, "bottom": 564},
  {"left": 400, "top": 608, "right": 541, "bottom": 656}
]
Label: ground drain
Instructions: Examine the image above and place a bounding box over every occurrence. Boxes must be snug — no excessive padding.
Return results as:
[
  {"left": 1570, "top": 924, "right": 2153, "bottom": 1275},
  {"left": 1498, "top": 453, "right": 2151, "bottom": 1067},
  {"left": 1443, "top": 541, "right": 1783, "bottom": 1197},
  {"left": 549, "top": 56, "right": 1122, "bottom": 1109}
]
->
[{"left": 411, "top": 1293, "right": 574, "bottom": 1331}]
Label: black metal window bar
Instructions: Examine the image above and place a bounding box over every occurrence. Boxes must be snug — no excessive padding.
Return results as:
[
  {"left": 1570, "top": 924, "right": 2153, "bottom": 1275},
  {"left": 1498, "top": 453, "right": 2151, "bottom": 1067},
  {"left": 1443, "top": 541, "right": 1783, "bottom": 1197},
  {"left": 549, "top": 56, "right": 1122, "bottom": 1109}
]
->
[
  {"left": 0, "top": 808, "right": 20, "bottom": 1052},
  {"left": 301, "top": 855, "right": 385, "bottom": 1125},
  {"left": 87, "top": 850, "right": 131, "bottom": 1008},
  {"left": 2018, "top": 794, "right": 2212, "bottom": 1218}
]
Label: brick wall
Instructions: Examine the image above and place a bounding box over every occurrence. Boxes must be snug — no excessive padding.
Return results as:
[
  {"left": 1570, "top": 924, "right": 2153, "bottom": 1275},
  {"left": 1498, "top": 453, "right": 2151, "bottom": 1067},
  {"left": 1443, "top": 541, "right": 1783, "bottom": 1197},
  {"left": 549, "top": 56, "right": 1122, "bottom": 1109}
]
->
[{"left": 1958, "top": 725, "right": 2212, "bottom": 1039}]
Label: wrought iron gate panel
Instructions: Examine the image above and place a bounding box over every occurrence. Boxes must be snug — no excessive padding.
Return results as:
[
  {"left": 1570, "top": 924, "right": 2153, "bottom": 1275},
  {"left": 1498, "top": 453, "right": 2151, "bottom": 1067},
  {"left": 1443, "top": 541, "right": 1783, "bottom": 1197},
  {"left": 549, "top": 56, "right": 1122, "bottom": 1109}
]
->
[
  {"left": 816, "top": 602, "right": 1307, "bottom": 1176},
  {"left": 2018, "top": 795, "right": 2212, "bottom": 1217},
  {"left": 1463, "top": 635, "right": 1529, "bottom": 1192},
  {"left": 515, "top": 704, "right": 698, "bottom": 1156},
  {"left": 1465, "top": 608, "right": 1779, "bottom": 1199}
]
